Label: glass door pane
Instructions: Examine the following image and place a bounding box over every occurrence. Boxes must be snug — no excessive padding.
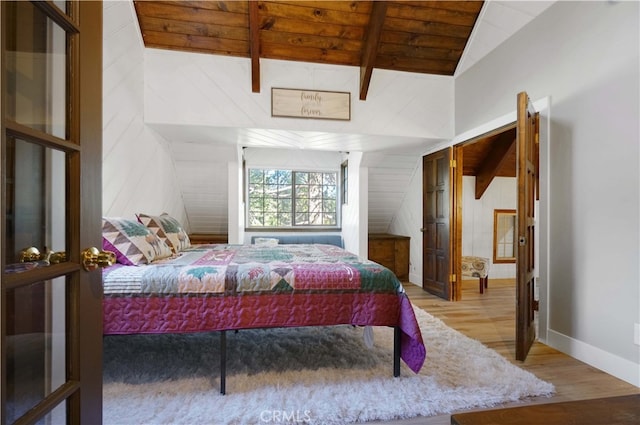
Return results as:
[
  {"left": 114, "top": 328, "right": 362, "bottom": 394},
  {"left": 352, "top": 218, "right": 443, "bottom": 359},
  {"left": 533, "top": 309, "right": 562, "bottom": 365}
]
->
[
  {"left": 5, "top": 277, "right": 67, "bottom": 423},
  {"left": 5, "top": 1, "right": 67, "bottom": 139},
  {"left": 4, "top": 137, "right": 67, "bottom": 272},
  {"left": 52, "top": 1, "right": 68, "bottom": 15}
]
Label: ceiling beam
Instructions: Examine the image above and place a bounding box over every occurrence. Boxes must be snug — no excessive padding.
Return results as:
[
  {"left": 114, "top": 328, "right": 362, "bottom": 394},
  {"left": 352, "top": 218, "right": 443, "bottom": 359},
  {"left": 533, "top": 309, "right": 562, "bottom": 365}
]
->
[
  {"left": 249, "top": 1, "right": 260, "bottom": 93},
  {"left": 475, "top": 132, "right": 516, "bottom": 199},
  {"left": 359, "top": 1, "right": 387, "bottom": 101}
]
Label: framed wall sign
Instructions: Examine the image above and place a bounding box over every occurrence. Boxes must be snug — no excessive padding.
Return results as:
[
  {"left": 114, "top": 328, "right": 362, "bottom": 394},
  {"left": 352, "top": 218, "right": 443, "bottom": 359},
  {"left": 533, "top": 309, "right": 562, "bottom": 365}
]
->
[{"left": 271, "top": 88, "right": 351, "bottom": 121}]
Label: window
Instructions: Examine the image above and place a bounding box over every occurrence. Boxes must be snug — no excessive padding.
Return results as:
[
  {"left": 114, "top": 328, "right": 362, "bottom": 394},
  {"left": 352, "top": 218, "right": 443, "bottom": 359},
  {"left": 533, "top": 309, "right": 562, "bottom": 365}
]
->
[
  {"left": 247, "top": 169, "right": 339, "bottom": 228},
  {"left": 493, "top": 209, "right": 516, "bottom": 263}
]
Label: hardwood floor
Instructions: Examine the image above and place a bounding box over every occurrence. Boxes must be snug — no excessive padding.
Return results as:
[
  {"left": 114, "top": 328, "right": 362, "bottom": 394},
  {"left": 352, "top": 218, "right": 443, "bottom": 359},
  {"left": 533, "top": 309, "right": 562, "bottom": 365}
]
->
[{"left": 375, "top": 279, "right": 640, "bottom": 424}]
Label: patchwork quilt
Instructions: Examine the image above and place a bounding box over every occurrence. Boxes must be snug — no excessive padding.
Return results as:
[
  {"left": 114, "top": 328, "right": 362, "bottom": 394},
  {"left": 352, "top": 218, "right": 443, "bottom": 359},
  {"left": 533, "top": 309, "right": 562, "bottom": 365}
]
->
[
  {"left": 102, "top": 244, "right": 426, "bottom": 373},
  {"left": 103, "top": 243, "right": 400, "bottom": 295}
]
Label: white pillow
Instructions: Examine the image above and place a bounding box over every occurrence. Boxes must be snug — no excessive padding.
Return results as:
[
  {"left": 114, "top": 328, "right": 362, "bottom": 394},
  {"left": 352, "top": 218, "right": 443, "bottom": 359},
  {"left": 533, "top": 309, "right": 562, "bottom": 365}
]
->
[{"left": 253, "top": 237, "right": 279, "bottom": 247}]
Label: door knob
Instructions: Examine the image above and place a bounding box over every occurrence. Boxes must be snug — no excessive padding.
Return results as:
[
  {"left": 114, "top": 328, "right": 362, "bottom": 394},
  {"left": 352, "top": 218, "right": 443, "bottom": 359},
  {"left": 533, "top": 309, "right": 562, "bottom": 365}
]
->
[
  {"left": 19, "top": 247, "right": 43, "bottom": 262},
  {"left": 81, "top": 247, "right": 116, "bottom": 271},
  {"left": 19, "top": 247, "right": 67, "bottom": 264}
]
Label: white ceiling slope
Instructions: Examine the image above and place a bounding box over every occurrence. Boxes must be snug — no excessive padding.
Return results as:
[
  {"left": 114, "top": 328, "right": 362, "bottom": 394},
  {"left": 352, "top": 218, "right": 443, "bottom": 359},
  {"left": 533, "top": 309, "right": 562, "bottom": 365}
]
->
[
  {"left": 150, "top": 123, "right": 437, "bottom": 154},
  {"left": 456, "top": 1, "right": 555, "bottom": 77}
]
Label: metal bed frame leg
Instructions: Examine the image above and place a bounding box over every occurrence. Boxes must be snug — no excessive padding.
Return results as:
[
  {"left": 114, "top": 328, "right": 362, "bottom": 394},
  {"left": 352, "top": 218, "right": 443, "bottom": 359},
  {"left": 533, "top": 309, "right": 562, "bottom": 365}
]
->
[
  {"left": 220, "top": 330, "right": 226, "bottom": 395},
  {"left": 393, "top": 326, "right": 401, "bottom": 377}
]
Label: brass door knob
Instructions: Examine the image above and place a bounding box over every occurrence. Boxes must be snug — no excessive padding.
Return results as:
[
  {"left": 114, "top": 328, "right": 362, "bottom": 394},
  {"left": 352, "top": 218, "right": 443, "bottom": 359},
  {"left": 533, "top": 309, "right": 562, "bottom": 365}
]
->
[
  {"left": 81, "top": 247, "right": 116, "bottom": 271},
  {"left": 19, "top": 247, "right": 68, "bottom": 264},
  {"left": 19, "top": 247, "right": 42, "bottom": 262}
]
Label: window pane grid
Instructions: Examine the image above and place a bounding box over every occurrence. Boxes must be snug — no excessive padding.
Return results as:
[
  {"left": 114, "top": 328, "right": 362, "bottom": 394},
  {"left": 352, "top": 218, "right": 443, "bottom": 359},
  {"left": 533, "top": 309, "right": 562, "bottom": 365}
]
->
[{"left": 248, "top": 168, "right": 338, "bottom": 228}]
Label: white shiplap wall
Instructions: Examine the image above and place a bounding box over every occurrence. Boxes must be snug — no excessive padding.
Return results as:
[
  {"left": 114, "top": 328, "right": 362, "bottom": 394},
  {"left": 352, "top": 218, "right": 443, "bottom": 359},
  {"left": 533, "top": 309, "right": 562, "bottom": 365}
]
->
[
  {"left": 144, "top": 51, "right": 454, "bottom": 141},
  {"left": 167, "top": 141, "right": 234, "bottom": 234},
  {"left": 364, "top": 152, "right": 422, "bottom": 234},
  {"left": 461, "top": 176, "right": 516, "bottom": 279},
  {"left": 102, "top": 1, "right": 187, "bottom": 228},
  {"left": 142, "top": 49, "right": 454, "bottom": 238},
  {"left": 387, "top": 157, "right": 423, "bottom": 285}
]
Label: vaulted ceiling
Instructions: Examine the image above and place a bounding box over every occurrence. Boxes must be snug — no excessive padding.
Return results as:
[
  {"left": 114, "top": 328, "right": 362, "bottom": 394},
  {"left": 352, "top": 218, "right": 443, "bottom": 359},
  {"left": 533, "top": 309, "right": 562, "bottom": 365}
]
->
[
  {"left": 132, "top": 0, "right": 554, "bottom": 155},
  {"left": 128, "top": 1, "right": 549, "bottom": 232},
  {"left": 133, "top": 1, "right": 484, "bottom": 99}
]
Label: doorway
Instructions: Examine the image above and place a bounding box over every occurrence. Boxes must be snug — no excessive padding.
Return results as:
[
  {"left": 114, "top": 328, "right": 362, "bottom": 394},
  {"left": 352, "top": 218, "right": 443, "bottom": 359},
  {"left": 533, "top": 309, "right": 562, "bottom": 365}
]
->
[
  {"left": 459, "top": 124, "right": 518, "bottom": 299},
  {"left": 421, "top": 92, "right": 545, "bottom": 360}
]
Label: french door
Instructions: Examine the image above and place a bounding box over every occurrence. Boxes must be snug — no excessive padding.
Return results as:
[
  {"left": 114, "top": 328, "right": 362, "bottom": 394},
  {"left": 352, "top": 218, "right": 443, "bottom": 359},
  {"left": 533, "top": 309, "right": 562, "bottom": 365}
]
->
[
  {"left": 421, "top": 92, "right": 538, "bottom": 361},
  {"left": 422, "top": 148, "right": 454, "bottom": 300},
  {"left": 515, "top": 91, "right": 538, "bottom": 360},
  {"left": 1, "top": 2, "right": 104, "bottom": 424}
]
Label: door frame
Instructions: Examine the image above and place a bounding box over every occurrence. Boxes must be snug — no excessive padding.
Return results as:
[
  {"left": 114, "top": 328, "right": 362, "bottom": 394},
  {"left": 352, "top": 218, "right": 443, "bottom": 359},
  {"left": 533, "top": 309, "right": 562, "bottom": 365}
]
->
[{"left": 445, "top": 96, "right": 550, "bottom": 344}]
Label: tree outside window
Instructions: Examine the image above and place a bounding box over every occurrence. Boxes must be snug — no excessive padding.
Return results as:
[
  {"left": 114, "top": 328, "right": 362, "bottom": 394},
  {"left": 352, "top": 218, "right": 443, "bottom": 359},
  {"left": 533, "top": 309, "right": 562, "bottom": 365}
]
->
[{"left": 248, "top": 169, "right": 338, "bottom": 228}]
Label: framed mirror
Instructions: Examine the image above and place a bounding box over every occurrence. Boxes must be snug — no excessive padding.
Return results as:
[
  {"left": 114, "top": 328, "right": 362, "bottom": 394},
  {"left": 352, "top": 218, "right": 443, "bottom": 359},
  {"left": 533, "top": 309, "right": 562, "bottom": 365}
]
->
[{"left": 493, "top": 209, "right": 516, "bottom": 263}]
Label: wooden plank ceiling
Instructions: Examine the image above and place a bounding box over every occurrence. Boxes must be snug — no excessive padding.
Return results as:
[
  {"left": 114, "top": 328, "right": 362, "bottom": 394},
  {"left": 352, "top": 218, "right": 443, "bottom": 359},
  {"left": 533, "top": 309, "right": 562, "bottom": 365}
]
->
[
  {"left": 133, "top": 0, "right": 484, "bottom": 99},
  {"left": 462, "top": 126, "right": 517, "bottom": 199}
]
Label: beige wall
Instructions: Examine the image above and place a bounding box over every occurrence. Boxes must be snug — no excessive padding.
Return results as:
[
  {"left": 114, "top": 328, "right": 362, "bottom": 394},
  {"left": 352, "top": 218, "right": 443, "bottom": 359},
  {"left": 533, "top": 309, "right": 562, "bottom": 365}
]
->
[{"left": 455, "top": 1, "right": 639, "bottom": 385}]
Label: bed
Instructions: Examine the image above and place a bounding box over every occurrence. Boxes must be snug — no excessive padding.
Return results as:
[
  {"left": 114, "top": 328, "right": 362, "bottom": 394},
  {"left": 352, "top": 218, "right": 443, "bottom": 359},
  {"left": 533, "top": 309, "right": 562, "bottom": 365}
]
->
[{"left": 101, "top": 216, "right": 426, "bottom": 394}]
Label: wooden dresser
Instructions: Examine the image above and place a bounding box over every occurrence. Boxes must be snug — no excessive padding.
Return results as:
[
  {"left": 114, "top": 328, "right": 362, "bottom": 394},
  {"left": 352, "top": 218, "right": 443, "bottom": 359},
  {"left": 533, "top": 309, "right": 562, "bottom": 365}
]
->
[
  {"left": 368, "top": 233, "right": 410, "bottom": 280},
  {"left": 188, "top": 233, "right": 228, "bottom": 244}
]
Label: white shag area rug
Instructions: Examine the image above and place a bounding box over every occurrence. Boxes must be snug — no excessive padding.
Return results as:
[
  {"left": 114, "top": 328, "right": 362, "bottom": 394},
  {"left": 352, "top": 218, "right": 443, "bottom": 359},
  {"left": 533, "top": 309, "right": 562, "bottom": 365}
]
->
[{"left": 103, "top": 305, "right": 554, "bottom": 424}]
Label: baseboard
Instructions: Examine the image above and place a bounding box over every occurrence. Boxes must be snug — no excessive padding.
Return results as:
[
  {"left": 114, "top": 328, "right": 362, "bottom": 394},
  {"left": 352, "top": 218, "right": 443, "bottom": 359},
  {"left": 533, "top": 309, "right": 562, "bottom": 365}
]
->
[{"left": 547, "top": 329, "right": 640, "bottom": 387}]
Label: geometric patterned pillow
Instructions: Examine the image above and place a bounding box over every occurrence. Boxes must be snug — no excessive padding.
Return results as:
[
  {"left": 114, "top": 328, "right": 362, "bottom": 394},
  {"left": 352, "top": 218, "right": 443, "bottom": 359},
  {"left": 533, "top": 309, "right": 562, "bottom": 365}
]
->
[
  {"left": 102, "top": 217, "right": 173, "bottom": 265},
  {"left": 137, "top": 213, "right": 191, "bottom": 253}
]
